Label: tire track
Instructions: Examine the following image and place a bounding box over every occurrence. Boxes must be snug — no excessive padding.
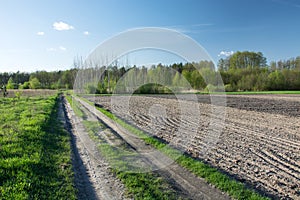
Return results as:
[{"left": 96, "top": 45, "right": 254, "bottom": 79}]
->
[{"left": 263, "top": 149, "right": 300, "bottom": 173}]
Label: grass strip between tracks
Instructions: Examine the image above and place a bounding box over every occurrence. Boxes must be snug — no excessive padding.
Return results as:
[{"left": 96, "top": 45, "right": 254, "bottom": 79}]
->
[
  {"left": 66, "top": 94, "right": 180, "bottom": 200},
  {"left": 0, "top": 94, "right": 76, "bottom": 199},
  {"left": 76, "top": 95, "right": 270, "bottom": 200}
]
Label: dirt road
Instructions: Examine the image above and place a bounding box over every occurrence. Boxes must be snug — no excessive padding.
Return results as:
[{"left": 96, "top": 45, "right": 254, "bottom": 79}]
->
[{"left": 61, "top": 96, "right": 131, "bottom": 200}]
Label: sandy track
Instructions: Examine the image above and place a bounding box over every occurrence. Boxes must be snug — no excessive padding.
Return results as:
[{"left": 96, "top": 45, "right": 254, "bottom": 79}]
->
[
  {"left": 88, "top": 94, "right": 300, "bottom": 199},
  {"left": 60, "top": 96, "right": 131, "bottom": 200}
]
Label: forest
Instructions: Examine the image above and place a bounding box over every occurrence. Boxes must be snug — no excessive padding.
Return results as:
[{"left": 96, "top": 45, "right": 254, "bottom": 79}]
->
[{"left": 1, "top": 51, "right": 300, "bottom": 93}]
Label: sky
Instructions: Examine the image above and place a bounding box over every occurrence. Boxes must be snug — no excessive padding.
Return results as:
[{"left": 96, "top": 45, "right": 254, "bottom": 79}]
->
[{"left": 0, "top": 0, "right": 300, "bottom": 72}]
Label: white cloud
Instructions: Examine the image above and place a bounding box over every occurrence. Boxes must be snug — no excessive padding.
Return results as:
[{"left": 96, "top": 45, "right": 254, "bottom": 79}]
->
[
  {"left": 37, "top": 31, "right": 45, "bottom": 36},
  {"left": 53, "top": 21, "right": 74, "bottom": 31},
  {"left": 218, "top": 50, "right": 234, "bottom": 57},
  {"left": 83, "top": 31, "right": 89, "bottom": 35},
  {"left": 59, "top": 46, "right": 67, "bottom": 51}
]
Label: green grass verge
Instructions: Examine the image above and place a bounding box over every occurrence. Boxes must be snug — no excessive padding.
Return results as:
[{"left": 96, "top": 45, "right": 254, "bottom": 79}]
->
[
  {"left": 78, "top": 96, "right": 269, "bottom": 200},
  {"left": 0, "top": 95, "right": 76, "bottom": 199},
  {"left": 65, "top": 94, "right": 85, "bottom": 118},
  {"left": 66, "top": 95, "right": 180, "bottom": 200}
]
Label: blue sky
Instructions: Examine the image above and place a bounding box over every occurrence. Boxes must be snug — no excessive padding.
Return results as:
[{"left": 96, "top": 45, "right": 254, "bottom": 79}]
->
[{"left": 0, "top": 0, "right": 300, "bottom": 72}]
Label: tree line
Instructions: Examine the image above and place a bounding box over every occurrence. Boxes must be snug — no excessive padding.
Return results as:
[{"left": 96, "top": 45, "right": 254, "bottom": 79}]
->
[
  {"left": 1, "top": 51, "right": 300, "bottom": 93},
  {"left": 218, "top": 51, "right": 300, "bottom": 91},
  {"left": 1, "top": 69, "right": 78, "bottom": 90},
  {"left": 73, "top": 61, "right": 220, "bottom": 94}
]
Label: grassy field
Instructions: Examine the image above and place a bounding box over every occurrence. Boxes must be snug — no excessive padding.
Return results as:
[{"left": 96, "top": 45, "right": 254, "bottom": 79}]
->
[{"left": 0, "top": 94, "right": 76, "bottom": 199}]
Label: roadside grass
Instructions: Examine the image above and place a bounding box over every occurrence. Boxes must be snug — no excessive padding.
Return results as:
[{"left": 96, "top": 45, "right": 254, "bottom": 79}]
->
[
  {"left": 77, "top": 95, "right": 269, "bottom": 200},
  {"left": 65, "top": 94, "right": 85, "bottom": 118},
  {"left": 0, "top": 95, "right": 76, "bottom": 199},
  {"left": 66, "top": 95, "right": 179, "bottom": 199}
]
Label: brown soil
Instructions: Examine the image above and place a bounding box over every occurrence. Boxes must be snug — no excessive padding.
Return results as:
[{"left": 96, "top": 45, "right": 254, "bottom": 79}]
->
[{"left": 4, "top": 89, "right": 57, "bottom": 98}]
